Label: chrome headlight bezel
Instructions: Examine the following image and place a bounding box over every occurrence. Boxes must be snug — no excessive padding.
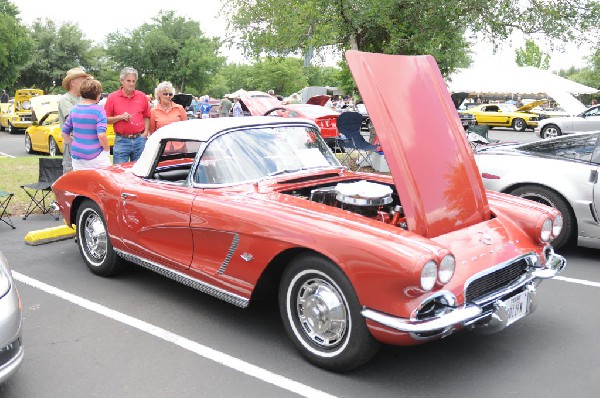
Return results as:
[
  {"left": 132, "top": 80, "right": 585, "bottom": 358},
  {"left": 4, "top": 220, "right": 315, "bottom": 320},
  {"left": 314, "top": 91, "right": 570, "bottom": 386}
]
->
[
  {"left": 552, "top": 214, "right": 563, "bottom": 238},
  {"left": 438, "top": 255, "right": 455, "bottom": 284},
  {"left": 420, "top": 261, "right": 438, "bottom": 291},
  {"left": 540, "top": 218, "right": 552, "bottom": 242}
]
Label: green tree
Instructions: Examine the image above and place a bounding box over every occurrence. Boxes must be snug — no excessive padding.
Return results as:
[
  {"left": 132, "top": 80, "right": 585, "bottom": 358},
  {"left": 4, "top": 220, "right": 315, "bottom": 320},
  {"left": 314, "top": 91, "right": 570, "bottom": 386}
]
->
[
  {"left": 515, "top": 40, "right": 550, "bottom": 69},
  {"left": 224, "top": 0, "right": 600, "bottom": 76},
  {"left": 18, "top": 19, "right": 96, "bottom": 93},
  {"left": 560, "top": 45, "right": 600, "bottom": 103},
  {"left": 105, "top": 11, "right": 224, "bottom": 95},
  {"left": 0, "top": 0, "right": 33, "bottom": 90}
]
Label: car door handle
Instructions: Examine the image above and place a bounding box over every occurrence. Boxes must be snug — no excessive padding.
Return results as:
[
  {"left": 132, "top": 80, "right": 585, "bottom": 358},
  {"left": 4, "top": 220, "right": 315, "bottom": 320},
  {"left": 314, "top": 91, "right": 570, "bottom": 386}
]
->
[
  {"left": 121, "top": 193, "right": 137, "bottom": 199},
  {"left": 590, "top": 170, "right": 598, "bottom": 184}
]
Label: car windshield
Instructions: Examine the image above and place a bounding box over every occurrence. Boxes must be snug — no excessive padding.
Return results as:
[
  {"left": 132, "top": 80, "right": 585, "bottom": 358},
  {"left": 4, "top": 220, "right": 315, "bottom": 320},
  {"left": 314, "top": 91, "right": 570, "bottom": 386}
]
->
[{"left": 194, "top": 125, "right": 340, "bottom": 185}]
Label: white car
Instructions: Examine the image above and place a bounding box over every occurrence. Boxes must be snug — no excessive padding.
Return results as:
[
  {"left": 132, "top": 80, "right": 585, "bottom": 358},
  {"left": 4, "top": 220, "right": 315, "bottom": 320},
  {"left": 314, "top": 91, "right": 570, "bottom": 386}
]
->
[{"left": 538, "top": 104, "right": 600, "bottom": 139}]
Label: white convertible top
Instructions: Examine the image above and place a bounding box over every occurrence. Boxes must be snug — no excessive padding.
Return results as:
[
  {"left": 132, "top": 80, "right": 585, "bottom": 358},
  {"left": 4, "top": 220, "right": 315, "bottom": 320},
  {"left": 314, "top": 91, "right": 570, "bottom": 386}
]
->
[{"left": 132, "top": 116, "right": 316, "bottom": 177}]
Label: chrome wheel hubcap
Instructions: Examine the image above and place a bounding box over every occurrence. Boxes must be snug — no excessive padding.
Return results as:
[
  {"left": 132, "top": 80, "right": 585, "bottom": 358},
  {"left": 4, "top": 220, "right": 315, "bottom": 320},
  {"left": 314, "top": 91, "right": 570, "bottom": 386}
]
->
[
  {"left": 544, "top": 127, "right": 558, "bottom": 138},
  {"left": 296, "top": 278, "right": 347, "bottom": 347},
  {"left": 84, "top": 212, "right": 107, "bottom": 262}
]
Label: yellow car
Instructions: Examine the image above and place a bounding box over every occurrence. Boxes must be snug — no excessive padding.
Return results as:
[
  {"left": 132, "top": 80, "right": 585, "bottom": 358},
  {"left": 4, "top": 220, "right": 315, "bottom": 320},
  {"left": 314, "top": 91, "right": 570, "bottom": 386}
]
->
[
  {"left": 459, "top": 100, "right": 547, "bottom": 131},
  {"left": 0, "top": 89, "right": 44, "bottom": 133},
  {"left": 25, "top": 95, "right": 115, "bottom": 156}
]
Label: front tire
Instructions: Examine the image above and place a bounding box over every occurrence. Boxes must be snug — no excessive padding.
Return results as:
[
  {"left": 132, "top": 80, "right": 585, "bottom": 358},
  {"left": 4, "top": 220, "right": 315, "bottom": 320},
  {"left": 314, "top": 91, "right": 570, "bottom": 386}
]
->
[
  {"left": 49, "top": 136, "right": 60, "bottom": 156},
  {"left": 7, "top": 123, "right": 14, "bottom": 134},
  {"left": 279, "top": 254, "right": 380, "bottom": 372},
  {"left": 512, "top": 118, "right": 526, "bottom": 132},
  {"left": 540, "top": 124, "right": 561, "bottom": 139},
  {"left": 509, "top": 185, "right": 575, "bottom": 249},
  {"left": 76, "top": 200, "right": 123, "bottom": 276},
  {"left": 25, "top": 133, "right": 34, "bottom": 154}
]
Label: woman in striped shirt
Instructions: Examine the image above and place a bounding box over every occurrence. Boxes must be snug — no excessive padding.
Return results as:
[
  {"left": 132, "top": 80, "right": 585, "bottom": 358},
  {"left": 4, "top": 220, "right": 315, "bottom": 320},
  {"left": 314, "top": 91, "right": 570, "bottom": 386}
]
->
[{"left": 61, "top": 79, "right": 111, "bottom": 171}]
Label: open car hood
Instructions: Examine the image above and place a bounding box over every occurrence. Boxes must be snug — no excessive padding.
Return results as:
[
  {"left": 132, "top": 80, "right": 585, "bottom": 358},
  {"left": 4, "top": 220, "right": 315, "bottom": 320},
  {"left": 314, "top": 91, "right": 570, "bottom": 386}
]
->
[
  {"left": 306, "top": 95, "right": 331, "bottom": 106},
  {"left": 346, "top": 51, "right": 490, "bottom": 238},
  {"left": 172, "top": 94, "right": 193, "bottom": 108},
  {"left": 239, "top": 91, "right": 282, "bottom": 116},
  {"left": 516, "top": 99, "right": 548, "bottom": 113},
  {"left": 29, "top": 94, "right": 60, "bottom": 122}
]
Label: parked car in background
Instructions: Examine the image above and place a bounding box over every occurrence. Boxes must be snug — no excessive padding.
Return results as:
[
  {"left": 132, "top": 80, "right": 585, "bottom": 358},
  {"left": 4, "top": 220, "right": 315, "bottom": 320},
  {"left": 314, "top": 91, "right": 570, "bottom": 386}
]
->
[
  {"left": 0, "top": 89, "right": 44, "bottom": 133},
  {"left": 52, "top": 51, "right": 565, "bottom": 372},
  {"left": 25, "top": 95, "right": 115, "bottom": 156},
  {"left": 537, "top": 104, "right": 600, "bottom": 139},
  {"left": 475, "top": 131, "right": 600, "bottom": 249},
  {"left": 459, "top": 100, "right": 547, "bottom": 131},
  {"left": 238, "top": 90, "right": 282, "bottom": 116},
  {"left": 0, "top": 250, "right": 24, "bottom": 383},
  {"left": 451, "top": 93, "right": 477, "bottom": 130},
  {"left": 263, "top": 104, "right": 339, "bottom": 143}
]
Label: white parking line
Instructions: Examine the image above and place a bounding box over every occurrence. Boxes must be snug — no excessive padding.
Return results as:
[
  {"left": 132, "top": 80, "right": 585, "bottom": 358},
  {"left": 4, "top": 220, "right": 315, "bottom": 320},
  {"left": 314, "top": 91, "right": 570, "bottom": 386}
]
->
[
  {"left": 555, "top": 275, "right": 600, "bottom": 288},
  {"left": 13, "top": 271, "right": 337, "bottom": 398},
  {"left": 0, "top": 152, "right": 15, "bottom": 158}
]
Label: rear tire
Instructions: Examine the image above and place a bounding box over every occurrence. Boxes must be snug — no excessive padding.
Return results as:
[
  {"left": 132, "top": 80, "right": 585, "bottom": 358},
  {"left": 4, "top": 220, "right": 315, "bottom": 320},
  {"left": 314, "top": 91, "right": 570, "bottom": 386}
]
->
[
  {"left": 76, "top": 199, "right": 124, "bottom": 276},
  {"left": 25, "top": 133, "right": 34, "bottom": 154},
  {"left": 509, "top": 185, "right": 574, "bottom": 249},
  {"left": 49, "top": 137, "right": 60, "bottom": 156},
  {"left": 279, "top": 254, "right": 380, "bottom": 372},
  {"left": 512, "top": 118, "right": 526, "bottom": 132}
]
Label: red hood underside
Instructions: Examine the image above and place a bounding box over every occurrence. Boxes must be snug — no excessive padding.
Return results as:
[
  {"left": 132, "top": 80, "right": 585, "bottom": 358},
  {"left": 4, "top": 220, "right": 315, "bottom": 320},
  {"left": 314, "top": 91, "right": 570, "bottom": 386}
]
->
[{"left": 345, "top": 50, "right": 490, "bottom": 238}]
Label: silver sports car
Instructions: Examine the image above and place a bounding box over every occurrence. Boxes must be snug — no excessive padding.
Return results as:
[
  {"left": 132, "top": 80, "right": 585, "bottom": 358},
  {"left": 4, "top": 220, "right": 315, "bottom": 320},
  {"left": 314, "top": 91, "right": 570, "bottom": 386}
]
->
[
  {"left": 475, "top": 132, "right": 600, "bottom": 249},
  {"left": 0, "top": 250, "right": 23, "bottom": 383}
]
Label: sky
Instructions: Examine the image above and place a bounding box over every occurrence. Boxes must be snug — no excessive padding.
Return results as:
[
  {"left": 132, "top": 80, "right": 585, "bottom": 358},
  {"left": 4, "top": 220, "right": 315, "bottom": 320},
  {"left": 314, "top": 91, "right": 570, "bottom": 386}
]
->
[{"left": 17, "top": 1, "right": 592, "bottom": 72}]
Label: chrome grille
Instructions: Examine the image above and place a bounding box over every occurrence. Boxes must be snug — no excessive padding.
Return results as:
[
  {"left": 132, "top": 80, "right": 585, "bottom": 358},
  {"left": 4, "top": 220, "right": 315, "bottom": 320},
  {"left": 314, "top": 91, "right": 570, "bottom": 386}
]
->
[{"left": 465, "top": 258, "right": 529, "bottom": 302}]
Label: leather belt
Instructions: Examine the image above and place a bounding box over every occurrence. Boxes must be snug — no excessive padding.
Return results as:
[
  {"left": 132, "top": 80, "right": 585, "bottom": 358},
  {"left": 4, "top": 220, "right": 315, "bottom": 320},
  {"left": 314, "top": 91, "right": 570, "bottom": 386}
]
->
[{"left": 116, "top": 131, "right": 143, "bottom": 139}]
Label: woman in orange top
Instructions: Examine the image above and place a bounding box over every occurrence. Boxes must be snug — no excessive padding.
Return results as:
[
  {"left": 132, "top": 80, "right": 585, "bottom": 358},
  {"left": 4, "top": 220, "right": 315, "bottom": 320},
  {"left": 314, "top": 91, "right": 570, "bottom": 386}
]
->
[{"left": 149, "top": 81, "right": 187, "bottom": 134}]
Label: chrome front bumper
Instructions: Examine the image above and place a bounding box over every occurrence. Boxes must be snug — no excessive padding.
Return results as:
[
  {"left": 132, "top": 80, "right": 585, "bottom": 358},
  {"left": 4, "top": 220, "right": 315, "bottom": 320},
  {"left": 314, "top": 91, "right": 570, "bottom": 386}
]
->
[{"left": 362, "top": 250, "right": 566, "bottom": 335}]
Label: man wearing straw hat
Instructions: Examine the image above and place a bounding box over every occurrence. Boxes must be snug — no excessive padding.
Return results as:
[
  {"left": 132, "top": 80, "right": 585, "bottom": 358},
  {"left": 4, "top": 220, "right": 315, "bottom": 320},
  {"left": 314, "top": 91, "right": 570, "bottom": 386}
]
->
[{"left": 59, "top": 67, "right": 92, "bottom": 173}]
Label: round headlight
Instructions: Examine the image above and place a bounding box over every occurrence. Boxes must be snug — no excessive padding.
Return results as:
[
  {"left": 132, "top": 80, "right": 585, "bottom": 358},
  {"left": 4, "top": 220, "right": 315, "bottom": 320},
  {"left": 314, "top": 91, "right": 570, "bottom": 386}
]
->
[
  {"left": 540, "top": 218, "right": 552, "bottom": 242},
  {"left": 22, "top": 100, "right": 31, "bottom": 110},
  {"left": 420, "top": 261, "right": 437, "bottom": 291},
  {"left": 552, "top": 214, "right": 563, "bottom": 238},
  {"left": 438, "top": 255, "right": 455, "bottom": 284}
]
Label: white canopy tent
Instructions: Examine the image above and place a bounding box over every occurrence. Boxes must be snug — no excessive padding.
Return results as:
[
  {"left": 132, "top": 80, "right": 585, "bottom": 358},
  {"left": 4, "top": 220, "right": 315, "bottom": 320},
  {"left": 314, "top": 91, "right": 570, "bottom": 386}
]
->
[{"left": 447, "top": 65, "right": 598, "bottom": 95}]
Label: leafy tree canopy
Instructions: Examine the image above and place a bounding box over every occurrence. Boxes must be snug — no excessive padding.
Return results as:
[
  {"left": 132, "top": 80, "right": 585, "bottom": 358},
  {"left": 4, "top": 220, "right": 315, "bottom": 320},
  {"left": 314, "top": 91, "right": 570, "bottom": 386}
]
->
[
  {"left": 18, "top": 19, "right": 96, "bottom": 93},
  {"left": 224, "top": 0, "right": 600, "bottom": 77},
  {"left": 515, "top": 39, "right": 550, "bottom": 69},
  {"left": 105, "top": 11, "right": 225, "bottom": 95},
  {"left": 0, "top": 0, "right": 33, "bottom": 90}
]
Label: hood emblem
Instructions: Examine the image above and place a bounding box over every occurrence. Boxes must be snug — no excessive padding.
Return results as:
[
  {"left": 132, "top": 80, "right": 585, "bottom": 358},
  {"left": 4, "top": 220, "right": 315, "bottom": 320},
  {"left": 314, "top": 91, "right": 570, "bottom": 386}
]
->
[{"left": 477, "top": 232, "right": 493, "bottom": 245}]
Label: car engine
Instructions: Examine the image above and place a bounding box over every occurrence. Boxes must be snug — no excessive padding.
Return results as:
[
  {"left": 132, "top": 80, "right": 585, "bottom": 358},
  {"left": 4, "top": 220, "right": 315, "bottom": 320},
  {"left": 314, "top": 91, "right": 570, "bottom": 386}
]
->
[{"left": 285, "top": 180, "right": 407, "bottom": 228}]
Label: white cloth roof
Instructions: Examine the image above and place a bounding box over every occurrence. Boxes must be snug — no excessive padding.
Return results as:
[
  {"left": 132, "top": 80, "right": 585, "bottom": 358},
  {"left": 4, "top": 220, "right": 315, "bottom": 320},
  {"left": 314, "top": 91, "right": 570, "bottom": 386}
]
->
[{"left": 447, "top": 65, "right": 598, "bottom": 95}]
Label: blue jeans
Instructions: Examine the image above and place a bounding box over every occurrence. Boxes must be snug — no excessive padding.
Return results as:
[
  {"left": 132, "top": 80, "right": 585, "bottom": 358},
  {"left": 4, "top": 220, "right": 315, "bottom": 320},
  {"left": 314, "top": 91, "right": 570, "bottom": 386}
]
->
[{"left": 113, "top": 135, "right": 146, "bottom": 164}]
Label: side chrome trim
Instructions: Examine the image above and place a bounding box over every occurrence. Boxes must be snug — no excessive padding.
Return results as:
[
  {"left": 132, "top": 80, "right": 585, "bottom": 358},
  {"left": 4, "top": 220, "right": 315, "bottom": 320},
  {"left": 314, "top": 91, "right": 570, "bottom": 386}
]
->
[
  {"left": 218, "top": 233, "right": 239, "bottom": 275},
  {"left": 115, "top": 249, "right": 249, "bottom": 308}
]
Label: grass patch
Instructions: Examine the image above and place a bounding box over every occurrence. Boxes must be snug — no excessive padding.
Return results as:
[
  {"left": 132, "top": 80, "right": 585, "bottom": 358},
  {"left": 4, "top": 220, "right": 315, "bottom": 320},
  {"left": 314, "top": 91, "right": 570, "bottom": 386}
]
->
[{"left": 0, "top": 155, "right": 59, "bottom": 216}]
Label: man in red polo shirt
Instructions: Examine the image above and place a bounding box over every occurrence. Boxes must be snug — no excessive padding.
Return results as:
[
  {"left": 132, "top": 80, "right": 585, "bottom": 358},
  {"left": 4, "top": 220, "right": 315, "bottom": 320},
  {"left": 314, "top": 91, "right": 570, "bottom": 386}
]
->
[{"left": 104, "top": 67, "right": 151, "bottom": 164}]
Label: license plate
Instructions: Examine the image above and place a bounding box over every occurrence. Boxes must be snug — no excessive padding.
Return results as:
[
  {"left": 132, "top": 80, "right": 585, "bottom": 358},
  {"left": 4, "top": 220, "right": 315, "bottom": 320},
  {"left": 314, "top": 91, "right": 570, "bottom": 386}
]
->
[{"left": 506, "top": 290, "right": 528, "bottom": 326}]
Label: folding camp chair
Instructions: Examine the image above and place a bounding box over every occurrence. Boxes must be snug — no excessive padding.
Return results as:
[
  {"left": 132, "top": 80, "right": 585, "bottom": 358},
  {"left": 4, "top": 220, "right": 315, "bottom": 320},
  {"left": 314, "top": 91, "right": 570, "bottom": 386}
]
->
[
  {"left": 0, "top": 191, "right": 15, "bottom": 229},
  {"left": 335, "top": 111, "right": 378, "bottom": 171},
  {"left": 466, "top": 125, "right": 499, "bottom": 149},
  {"left": 20, "top": 157, "right": 63, "bottom": 220}
]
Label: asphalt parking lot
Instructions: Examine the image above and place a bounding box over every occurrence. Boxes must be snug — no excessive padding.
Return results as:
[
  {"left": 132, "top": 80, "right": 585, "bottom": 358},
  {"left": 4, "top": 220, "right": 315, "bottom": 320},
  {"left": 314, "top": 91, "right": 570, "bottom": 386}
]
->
[
  {"left": 1, "top": 127, "right": 599, "bottom": 397},
  {"left": 0, "top": 212, "right": 599, "bottom": 397}
]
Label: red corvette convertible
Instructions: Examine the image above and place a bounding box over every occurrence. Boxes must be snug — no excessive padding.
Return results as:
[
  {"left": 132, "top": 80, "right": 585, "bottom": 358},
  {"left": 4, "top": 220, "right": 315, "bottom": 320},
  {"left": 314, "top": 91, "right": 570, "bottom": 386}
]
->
[{"left": 52, "top": 51, "right": 566, "bottom": 371}]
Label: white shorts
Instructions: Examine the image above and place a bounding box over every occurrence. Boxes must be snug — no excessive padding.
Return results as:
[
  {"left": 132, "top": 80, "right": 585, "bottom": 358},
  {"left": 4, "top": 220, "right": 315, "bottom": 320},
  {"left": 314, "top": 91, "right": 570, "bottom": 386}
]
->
[
  {"left": 201, "top": 114, "right": 209, "bottom": 119},
  {"left": 72, "top": 151, "right": 112, "bottom": 171}
]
